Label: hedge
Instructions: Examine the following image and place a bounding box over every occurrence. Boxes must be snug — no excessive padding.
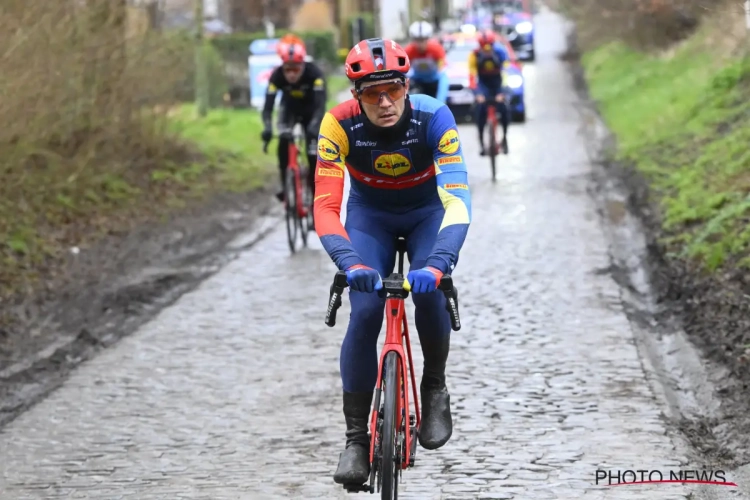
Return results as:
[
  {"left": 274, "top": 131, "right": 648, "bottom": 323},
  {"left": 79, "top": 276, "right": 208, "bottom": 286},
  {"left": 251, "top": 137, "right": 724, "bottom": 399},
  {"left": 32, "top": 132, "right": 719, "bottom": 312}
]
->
[{"left": 209, "top": 30, "right": 337, "bottom": 65}]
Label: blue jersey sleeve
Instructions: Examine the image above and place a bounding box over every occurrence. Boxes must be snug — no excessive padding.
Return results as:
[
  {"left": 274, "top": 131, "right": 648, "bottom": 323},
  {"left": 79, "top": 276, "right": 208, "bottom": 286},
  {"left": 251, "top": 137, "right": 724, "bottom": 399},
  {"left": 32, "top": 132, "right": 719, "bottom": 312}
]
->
[
  {"left": 493, "top": 43, "right": 508, "bottom": 64},
  {"left": 425, "top": 105, "right": 472, "bottom": 274}
]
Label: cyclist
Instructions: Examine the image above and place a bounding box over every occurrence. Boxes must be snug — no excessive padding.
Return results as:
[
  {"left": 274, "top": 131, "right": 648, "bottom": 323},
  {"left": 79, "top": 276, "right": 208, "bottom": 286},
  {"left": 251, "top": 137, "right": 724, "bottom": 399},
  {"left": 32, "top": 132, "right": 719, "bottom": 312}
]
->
[
  {"left": 315, "top": 38, "right": 472, "bottom": 486},
  {"left": 403, "top": 21, "right": 449, "bottom": 103},
  {"left": 261, "top": 35, "right": 327, "bottom": 205},
  {"left": 469, "top": 29, "right": 510, "bottom": 155}
]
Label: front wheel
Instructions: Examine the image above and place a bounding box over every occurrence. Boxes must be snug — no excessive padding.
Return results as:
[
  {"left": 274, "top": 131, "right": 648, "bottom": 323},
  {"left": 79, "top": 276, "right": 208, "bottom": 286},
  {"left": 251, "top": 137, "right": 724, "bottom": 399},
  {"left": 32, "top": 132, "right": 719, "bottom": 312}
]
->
[
  {"left": 487, "top": 118, "right": 498, "bottom": 182},
  {"left": 284, "top": 171, "right": 298, "bottom": 253},
  {"left": 379, "top": 351, "right": 400, "bottom": 499}
]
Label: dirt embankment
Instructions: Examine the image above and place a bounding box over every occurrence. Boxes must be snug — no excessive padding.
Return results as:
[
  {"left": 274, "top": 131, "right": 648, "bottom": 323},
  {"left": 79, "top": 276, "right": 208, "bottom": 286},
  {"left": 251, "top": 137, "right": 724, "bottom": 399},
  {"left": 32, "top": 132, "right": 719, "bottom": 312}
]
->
[
  {"left": 0, "top": 1, "right": 281, "bottom": 423},
  {"left": 557, "top": 0, "right": 750, "bottom": 466}
]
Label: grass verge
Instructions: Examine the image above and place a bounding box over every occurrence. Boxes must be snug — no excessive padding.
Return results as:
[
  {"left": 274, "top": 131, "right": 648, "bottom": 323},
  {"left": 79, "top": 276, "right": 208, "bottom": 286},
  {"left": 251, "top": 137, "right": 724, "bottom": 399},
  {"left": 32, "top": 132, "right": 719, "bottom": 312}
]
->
[
  {"left": 1, "top": 106, "right": 273, "bottom": 306},
  {"left": 582, "top": 37, "right": 750, "bottom": 273}
]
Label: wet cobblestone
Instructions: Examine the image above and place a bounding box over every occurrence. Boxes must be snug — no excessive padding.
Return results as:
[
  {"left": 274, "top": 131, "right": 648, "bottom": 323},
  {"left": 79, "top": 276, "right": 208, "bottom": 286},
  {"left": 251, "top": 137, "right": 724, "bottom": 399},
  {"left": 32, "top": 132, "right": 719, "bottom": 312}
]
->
[{"left": 0, "top": 10, "right": 708, "bottom": 500}]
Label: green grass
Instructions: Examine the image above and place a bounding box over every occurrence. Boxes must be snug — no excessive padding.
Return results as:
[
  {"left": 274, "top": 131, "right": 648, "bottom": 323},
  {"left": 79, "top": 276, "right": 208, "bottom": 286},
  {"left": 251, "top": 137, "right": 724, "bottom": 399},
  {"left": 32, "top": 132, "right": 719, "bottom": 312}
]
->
[
  {"left": 327, "top": 74, "right": 351, "bottom": 109},
  {"left": 167, "top": 104, "right": 273, "bottom": 191},
  {"left": 583, "top": 39, "right": 750, "bottom": 272}
]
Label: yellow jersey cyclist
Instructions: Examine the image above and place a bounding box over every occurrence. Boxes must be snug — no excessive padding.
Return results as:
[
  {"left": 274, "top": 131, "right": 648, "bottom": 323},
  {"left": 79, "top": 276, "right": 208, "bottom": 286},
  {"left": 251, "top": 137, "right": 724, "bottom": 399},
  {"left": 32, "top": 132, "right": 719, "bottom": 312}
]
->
[
  {"left": 313, "top": 38, "right": 472, "bottom": 485},
  {"left": 469, "top": 29, "right": 510, "bottom": 155}
]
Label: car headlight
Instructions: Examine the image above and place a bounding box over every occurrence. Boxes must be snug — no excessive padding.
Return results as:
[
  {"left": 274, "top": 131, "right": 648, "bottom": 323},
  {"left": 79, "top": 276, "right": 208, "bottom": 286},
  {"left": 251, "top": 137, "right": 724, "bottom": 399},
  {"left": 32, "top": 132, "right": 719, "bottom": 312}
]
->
[
  {"left": 506, "top": 74, "right": 523, "bottom": 88},
  {"left": 515, "top": 21, "right": 532, "bottom": 34}
]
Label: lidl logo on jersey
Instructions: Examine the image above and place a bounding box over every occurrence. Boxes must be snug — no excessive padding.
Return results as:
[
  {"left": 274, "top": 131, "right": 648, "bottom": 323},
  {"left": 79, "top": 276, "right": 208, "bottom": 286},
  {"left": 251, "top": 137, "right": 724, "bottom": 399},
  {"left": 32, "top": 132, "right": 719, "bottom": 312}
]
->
[
  {"left": 318, "top": 137, "right": 341, "bottom": 162},
  {"left": 371, "top": 148, "right": 414, "bottom": 177},
  {"left": 438, "top": 129, "right": 460, "bottom": 155}
]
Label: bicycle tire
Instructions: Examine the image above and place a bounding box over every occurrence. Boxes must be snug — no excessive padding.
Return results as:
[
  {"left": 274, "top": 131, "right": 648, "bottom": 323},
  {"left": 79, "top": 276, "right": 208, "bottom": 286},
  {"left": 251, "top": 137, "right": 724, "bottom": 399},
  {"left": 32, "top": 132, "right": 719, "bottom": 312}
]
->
[
  {"left": 284, "top": 171, "right": 298, "bottom": 253},
  {"left": 488, "top": 120, "right": 497, "bottom": 182},
  {"left": 380, "top": 351, "right": 400, "bottom": 499},
  {"left": 298, "top": 158, "right": 310, "bottom": 247}
]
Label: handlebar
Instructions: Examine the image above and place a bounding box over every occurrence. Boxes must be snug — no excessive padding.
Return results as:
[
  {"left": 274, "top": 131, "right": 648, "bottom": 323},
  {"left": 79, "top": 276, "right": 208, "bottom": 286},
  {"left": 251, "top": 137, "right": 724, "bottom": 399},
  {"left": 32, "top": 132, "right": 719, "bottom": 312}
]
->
[{"left": 324, "top": 271, "right": 462, "bottom": 331}]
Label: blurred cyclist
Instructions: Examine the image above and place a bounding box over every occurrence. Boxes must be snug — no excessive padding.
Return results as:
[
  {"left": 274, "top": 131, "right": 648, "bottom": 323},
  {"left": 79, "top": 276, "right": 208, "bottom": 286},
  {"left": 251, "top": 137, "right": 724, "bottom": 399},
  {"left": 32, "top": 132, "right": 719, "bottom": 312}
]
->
[
  {"left": 404, "top": 21, "right": 449, "bottom": 103},
  {"left": 315, "top": 38, "right": 472, "bottom": 486},
  {"left": 261, "top": 35, "right": 327, "bottom": 206},
  {"left": 469, "top": 29, "right": 510, "bottom": 155}
]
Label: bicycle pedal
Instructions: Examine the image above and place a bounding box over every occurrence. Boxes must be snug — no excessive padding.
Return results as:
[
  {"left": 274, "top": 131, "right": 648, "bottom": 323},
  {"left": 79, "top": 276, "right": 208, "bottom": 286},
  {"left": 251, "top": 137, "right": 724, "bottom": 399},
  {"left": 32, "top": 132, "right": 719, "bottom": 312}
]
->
[{"left": 343, "top": 482, "right": 372, "bottom": 493}]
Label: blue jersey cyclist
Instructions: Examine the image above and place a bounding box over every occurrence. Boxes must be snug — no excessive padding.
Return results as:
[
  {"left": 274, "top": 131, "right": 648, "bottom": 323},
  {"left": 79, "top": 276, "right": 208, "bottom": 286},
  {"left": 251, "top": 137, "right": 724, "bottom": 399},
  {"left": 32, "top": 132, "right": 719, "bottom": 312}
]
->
[
  {"left": 314, "top": 38, "right": 472, "bottom": 486},
  {"left": 404, "top": 21, "right": 449, "bottom": 103},
  {"left": 469, "top": 29, "right": 510, "bottom": 155}
]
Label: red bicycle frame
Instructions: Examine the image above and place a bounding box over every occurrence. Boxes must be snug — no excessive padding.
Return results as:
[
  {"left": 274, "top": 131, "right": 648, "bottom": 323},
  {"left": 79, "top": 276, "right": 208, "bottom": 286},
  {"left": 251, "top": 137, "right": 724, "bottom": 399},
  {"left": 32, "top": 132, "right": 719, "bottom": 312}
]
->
[
  {"left": 368, "top": 295, "right": 420, "bottom": 469},
  {"left": 286, "top": 137, "right": 309, "bottom": 219}
]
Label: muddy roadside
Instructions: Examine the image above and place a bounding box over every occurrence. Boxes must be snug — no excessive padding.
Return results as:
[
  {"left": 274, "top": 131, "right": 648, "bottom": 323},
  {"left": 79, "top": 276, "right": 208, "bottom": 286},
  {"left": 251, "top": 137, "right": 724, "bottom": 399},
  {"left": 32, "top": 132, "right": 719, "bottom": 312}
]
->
[
  {"left": 561, "top": 29, "right": 750, "bottom": 469},
  {"left": 0, "top": 187, "right": 281, "bottom": 427}
]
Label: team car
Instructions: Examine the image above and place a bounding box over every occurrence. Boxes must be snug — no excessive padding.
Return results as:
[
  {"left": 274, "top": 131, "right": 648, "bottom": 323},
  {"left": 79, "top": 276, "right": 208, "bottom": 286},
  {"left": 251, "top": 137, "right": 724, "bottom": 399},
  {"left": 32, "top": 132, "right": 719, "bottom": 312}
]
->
[
  {"left": 441, "top": 31, "right": 526, "bottom": 123},
  {"left": 493, "top": 0, "right": 535, "bottom": 61},
  {"left": 462, "top": 0, "right": 535, "bottom": 61}
]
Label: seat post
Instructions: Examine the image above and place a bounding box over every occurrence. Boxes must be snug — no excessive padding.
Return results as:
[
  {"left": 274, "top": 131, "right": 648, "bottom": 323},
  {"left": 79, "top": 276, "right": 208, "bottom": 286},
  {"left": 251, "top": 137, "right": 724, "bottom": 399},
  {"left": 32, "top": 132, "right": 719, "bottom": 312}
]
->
[{"left": 396, "top": 237, "right": 407, "bottom": 275}]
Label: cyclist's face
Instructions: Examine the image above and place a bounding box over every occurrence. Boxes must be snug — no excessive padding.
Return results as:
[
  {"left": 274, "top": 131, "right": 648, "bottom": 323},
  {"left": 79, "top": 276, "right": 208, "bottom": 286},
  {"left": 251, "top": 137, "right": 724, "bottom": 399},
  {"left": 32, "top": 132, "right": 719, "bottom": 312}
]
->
[
  {"left": 282, "top": 62, "right": 304, "bottom": 83},
  {"left": 352, "top": 78, "right": 408, "bottom": 127},
  {"left": 414, "top": 39, "right": 428, "bottom": 51}
]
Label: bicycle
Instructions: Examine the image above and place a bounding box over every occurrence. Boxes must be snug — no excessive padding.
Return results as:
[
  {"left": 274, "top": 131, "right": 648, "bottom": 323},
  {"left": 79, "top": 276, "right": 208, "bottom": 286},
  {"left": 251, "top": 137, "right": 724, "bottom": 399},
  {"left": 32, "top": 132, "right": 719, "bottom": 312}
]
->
[
  {"left": 263, "top": 123, "right": 314, "bottom": 253},
  {"left": 482, "top": 97, "right": 501, "bottom": 182},
  {"left": 325, "top": 236, "right": 461, "bottom": 499}
]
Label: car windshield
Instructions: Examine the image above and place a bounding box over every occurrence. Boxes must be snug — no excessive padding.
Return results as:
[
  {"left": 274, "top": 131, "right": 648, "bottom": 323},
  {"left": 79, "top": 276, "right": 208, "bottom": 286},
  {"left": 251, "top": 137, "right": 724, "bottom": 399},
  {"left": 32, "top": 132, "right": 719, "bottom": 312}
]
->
[{"left": 445, "top": 46, "right": 476, "bottom": 64}]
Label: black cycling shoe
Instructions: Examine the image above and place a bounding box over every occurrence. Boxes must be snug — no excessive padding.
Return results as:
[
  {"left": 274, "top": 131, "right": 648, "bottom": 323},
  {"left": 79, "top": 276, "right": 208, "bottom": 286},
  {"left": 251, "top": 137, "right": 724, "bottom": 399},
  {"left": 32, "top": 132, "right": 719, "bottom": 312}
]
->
[
  {"left": 418, "top": 381, "right": 452, "bottom": 450},
  {"left": 502, "top": 136, "right": 509, "bottom": 154},
  {"left": 275, "top": 190, "right": 284, "bottom": 202},
  {"left": 333, "top": 391, "right": 372, "bottom": 485}
]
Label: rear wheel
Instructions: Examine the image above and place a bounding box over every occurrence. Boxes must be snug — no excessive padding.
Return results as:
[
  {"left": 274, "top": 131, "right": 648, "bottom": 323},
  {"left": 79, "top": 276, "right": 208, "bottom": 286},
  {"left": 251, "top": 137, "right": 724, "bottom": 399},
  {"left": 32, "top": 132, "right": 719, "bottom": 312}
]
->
[
  {"left": 284, "top": 170, "right": 298, "bottom": 253},
  {"left": 379, "top": 351, "right": 400, "bottom": 500}
]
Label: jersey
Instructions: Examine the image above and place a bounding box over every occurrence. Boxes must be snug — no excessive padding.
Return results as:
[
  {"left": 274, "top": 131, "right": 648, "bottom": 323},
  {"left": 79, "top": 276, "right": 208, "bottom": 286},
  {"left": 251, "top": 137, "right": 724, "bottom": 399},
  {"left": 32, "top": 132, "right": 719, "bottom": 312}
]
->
[
  {"left": 262, "top": 62, "right": 327, "bottom": 128},
  {"left": 468, "top": 43, "right": 508, "bottom": 91},
  {"left": 404, "top": 40, "right": 446, "bottom": 84},
  {"left": 313, "top": 94, "right": 472, "bottom": 274}
]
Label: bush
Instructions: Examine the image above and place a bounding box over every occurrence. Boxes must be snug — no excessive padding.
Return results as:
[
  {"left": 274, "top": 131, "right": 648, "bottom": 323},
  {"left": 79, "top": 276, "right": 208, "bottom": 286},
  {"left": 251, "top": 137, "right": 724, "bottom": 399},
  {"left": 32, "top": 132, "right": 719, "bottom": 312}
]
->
[
  {"left": 210, "top": 30, "right": 337, "bottom": 64},
  {"left": 557, "top": 0, "right": 709, "bottom": 50}
]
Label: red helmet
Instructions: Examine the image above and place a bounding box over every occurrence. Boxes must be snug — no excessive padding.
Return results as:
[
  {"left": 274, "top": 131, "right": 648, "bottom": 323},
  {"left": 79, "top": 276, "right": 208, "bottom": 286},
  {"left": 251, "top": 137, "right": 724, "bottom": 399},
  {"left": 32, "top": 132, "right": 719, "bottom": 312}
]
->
[
  {"left": 477, "top": 30, "right": 496, "bottom": 47},
  {"left": 345, "top": 38, "right": 411, "bottom": 85},
  {"left": 278, "top": 40, "right": 306, "bottom": 63}
]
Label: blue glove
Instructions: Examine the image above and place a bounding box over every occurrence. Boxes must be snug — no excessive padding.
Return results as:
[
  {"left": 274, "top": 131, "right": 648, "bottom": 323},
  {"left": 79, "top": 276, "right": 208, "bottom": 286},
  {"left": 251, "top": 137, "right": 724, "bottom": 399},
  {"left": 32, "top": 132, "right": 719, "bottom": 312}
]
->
[
  {"left": 345, "top": 264, "right": 383, "bottom": 293},
  {"left": 405, "top": 266, "right": 443, "bottom": 294}
]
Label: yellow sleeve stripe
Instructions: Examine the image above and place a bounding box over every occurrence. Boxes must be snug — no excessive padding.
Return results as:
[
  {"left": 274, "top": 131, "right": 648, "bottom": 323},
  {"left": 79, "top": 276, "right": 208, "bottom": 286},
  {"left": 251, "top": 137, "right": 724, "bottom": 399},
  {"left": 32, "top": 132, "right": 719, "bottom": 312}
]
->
[
  {"left": 437, "top": 187, "right": 471, "bottom": 230},
  {"left": 319, "top": 112, "right": 349, "bottom": 158}
]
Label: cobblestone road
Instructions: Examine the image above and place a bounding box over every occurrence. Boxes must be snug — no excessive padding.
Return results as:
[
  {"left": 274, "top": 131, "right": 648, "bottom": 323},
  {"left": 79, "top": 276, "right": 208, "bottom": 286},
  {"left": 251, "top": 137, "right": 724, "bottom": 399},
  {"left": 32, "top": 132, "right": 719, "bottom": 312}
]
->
[{"left": 0, "top": 10, "right": 730, "bottom": 500}]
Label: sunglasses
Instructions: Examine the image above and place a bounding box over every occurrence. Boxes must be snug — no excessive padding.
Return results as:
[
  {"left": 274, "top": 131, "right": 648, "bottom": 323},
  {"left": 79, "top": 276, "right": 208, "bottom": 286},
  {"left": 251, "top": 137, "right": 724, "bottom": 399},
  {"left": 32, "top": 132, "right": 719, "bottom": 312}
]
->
[
  {"left": 283, "top": 64, "right": 303, "bottom": 74},
  {"left": 357, "top": 82, "right": 406, "bottom": 105}
]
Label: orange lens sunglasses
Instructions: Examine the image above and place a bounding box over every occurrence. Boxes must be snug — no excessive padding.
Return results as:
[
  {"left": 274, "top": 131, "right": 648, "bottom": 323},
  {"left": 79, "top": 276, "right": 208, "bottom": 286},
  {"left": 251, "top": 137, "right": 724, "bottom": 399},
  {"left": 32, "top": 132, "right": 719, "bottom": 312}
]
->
[{"left": 357, "top": 82, "right": 406, "bottom": 105}]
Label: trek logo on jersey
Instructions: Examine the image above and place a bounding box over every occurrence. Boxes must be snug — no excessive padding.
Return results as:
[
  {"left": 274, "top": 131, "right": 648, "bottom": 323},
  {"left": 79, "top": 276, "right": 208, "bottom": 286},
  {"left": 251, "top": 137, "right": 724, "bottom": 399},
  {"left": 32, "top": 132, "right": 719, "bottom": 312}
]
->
[
  {"left": 437, "top": 156, "right": 462, "bottom": 166},
  {"left": 370, "top": 148, "right": 413, "bottom": 177},
  {"left": 318, "top": 137, "right": 341, "bottom": 162},
  {"left": 437, "top": 129, "right": 460, "bottom": 155},
  {"left": 317, "top": 167, "right": 343, "bottom": 178}
]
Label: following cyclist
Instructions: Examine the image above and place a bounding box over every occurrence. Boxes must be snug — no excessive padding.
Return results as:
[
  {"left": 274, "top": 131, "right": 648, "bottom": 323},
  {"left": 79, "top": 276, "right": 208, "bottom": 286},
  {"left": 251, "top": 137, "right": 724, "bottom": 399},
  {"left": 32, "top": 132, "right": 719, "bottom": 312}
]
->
[
  {"left": 261, "top": 34, "right": 327, "bottom": 206},
  {"left": 403, "top": 21, "right": 449, "bottom": 103},
  {"left": 315, "top": 38, "right": 472, "bottom": 486},
  {"left": 469, "top": 29, "right": 510, "bottom": 155}
]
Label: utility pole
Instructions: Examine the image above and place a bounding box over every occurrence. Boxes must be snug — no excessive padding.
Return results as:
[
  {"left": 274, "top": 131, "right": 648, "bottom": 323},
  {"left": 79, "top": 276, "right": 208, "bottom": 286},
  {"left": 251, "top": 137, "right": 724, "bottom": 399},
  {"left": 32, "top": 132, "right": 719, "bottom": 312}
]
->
[{"left": 194, "top": 0, "right": 209, "bottom": 117}]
